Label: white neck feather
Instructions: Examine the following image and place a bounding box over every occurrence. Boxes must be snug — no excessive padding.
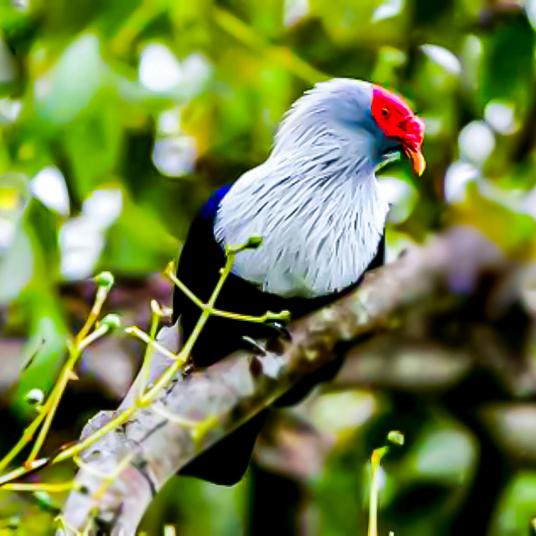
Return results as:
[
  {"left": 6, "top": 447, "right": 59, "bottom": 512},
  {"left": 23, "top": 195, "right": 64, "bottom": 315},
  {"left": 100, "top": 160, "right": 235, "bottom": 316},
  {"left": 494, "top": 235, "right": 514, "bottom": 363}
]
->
[{"left": 214, "top": 146, "right": 389, "bottom": 298}]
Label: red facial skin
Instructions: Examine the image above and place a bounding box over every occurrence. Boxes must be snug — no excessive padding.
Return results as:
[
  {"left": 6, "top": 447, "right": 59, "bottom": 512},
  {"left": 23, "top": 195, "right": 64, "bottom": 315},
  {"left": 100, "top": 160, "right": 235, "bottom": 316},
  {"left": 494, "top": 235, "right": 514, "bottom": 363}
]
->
[{"left": 371, "top": 85, "right": 426, "bottom": 175}]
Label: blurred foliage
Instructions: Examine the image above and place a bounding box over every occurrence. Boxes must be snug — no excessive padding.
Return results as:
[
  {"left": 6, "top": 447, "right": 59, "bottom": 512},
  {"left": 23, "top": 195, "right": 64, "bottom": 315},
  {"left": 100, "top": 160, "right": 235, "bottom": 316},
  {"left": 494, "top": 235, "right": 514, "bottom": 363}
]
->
[{"left": 1, "top": 0, "right": 536, "bottom": 534}]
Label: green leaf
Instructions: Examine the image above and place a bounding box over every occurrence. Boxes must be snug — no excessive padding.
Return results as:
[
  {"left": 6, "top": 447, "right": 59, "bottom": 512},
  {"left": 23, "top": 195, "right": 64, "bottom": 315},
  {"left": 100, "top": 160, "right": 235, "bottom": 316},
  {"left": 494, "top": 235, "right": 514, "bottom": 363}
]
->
[
  {"left": 35, "top": 33, "right": 105, "bottom": 129},
  {"left": 452, "top": 183, "right": 536, "bottom": 255},
  {"left": 406, "top": 427, "right": 476, "bottom": 485},
  {"left": 490, "top": 473, "right": 536, "bottom": 536},
  {"left": 62, "top": 100, "right": 123, "bottom": 198},
  {"left": 480, "top": 16, "right": 534, "bottom": 106},
  {"left": 99, "top": 193, "right": 177, "bottom": 274},
  {"left": 0, "top": 221, "right": 33, "bottom": 305}
]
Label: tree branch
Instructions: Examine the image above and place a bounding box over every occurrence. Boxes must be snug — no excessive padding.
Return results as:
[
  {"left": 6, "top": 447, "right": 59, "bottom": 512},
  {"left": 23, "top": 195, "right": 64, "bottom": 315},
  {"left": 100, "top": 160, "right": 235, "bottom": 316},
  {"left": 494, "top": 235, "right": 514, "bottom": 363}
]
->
[{"left": 58, "top": 226, "right": 522, "bottom": 534}]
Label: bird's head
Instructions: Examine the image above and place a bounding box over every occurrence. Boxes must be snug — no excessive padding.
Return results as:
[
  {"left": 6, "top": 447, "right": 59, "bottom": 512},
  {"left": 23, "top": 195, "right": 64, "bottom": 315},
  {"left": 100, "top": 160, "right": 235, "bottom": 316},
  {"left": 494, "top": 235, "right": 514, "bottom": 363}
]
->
[
  {"left": 370, "top": 84, "right": 426, "bottom": 176},
  {"left": 272, "top": 78, "right": 426, "bottom": 177}
]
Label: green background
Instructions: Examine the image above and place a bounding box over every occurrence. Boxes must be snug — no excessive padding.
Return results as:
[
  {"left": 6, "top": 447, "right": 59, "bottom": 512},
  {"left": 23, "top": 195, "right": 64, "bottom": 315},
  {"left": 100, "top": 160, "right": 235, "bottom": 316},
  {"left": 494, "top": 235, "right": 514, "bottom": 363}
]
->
[{"left": 1, "top": 0, "right": 536, "bottom": 534}]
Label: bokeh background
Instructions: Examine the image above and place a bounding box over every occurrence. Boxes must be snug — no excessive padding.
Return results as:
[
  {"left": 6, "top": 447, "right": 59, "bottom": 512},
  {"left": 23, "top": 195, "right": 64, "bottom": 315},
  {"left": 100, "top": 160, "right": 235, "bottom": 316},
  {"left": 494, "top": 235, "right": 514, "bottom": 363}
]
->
[{"left": 1, "top": 0, "right": 536, "bottom": 534}]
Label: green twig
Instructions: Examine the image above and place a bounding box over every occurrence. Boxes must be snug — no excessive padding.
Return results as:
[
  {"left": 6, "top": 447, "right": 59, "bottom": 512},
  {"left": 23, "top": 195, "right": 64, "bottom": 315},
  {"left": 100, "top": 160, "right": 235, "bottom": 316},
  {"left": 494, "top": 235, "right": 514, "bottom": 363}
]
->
[
  {"left": 134, "top": 300, "right": 165, "bottom": 402},
  {"left": 125, "top": 326, "right": 182, "bottom": 363},
  {"left": 368, "top": 431, "right": 404, "bottom": 536},
  {"left": 165, "top": 261, "right": 290, "bottom": 325},
  {"left": 368, "top": 446, "right": 388, "bottom": 536},
  {"left": 25, "top": 322, "right": 113, "bottom": 465},
  {"left": 2, "top": 481, "right": 73, "bottom": 493},
  {"left": 0, "top": 273, "right": 115, "bottom": 477},
  {"left": 0, "top": 239, "right": 287, "bottom": 506}
]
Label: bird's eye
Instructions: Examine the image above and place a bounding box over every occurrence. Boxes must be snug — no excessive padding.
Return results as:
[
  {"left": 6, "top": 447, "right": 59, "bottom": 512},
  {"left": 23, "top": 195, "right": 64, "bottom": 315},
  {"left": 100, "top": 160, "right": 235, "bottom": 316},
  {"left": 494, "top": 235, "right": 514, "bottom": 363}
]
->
[{"left": 381, "top": 107, "right": 389, "bottom": 118}]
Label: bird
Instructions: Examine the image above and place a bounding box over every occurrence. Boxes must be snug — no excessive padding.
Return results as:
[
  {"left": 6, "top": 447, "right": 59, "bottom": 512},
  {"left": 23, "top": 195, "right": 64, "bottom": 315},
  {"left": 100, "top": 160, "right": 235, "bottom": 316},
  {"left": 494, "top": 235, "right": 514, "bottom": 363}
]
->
[{"left": 172, "top": 78, "right": 425, "bottom": 485}]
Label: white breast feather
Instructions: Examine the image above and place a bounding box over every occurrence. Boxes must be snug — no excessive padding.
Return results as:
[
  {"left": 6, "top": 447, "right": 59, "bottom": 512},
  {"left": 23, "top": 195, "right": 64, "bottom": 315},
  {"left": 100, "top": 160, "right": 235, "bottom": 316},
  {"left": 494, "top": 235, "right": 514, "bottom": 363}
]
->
[
  {"left": 214, "top": 152, "right": 389, "bottom": 298},
  {"left": 214, "top": 78, "right": 390, "bottom": 298}
]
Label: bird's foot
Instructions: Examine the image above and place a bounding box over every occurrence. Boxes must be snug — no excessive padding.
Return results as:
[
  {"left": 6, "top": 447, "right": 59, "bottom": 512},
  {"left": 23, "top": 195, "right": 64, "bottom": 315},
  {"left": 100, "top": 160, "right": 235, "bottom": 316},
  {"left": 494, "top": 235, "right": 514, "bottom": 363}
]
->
[
  {"left": 182, "top": 362, "right": 194, "bottom": 376},
  {"left": 265, "top": 321, "right": 292, "bottom": 342},
  {"left": 241, "top": 336, "right": 267, "bottom": 356}
]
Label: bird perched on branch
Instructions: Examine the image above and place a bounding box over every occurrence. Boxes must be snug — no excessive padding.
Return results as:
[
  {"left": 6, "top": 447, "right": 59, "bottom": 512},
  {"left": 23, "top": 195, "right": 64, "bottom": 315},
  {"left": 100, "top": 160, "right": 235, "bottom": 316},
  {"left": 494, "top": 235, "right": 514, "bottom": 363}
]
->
[{"left": 173, "top": 78, "right": 425, "bottom": 485}]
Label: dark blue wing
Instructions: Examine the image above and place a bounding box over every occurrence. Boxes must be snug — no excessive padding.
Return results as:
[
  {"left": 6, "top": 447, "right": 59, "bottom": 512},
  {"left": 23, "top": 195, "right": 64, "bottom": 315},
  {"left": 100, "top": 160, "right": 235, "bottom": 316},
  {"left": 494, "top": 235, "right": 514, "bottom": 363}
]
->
[{"left": 172, "top": 184, "right": 385, "bottom": 485}]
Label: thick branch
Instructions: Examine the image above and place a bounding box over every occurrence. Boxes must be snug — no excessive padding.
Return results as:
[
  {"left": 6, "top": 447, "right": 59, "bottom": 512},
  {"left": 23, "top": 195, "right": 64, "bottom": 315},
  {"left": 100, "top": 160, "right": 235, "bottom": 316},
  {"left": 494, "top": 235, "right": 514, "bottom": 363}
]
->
[{"left": 59, "top": 226, "right": 518, "bottom": 534}]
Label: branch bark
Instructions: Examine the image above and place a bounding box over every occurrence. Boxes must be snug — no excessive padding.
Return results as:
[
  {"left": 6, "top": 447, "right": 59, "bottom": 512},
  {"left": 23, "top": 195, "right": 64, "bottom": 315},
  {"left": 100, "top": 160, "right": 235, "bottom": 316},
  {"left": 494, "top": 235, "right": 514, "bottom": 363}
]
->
[{"left": 58, "top": 226, "right": 526, "bottom": 534}]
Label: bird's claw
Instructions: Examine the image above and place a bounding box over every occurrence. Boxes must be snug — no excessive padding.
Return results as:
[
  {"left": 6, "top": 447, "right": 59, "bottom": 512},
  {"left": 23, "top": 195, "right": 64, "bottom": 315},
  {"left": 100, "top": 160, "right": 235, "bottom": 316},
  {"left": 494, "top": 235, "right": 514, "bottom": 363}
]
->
[
  {"left": 241, "top": 336, "right": 267, "bottom": 356},
  {"left": 266, "top": 321, "right": 292, "bottom": 341},
  {"left": 183, "top": 362, "right": 194, "bottom": 376}
]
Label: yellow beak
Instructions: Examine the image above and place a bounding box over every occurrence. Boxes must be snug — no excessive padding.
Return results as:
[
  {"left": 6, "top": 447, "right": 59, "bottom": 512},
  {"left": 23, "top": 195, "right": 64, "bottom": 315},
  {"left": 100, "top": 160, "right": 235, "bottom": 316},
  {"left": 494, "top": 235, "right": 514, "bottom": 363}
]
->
[{"left": 403, "top": 146, "right": 426, "bottom": 176}]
